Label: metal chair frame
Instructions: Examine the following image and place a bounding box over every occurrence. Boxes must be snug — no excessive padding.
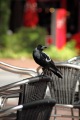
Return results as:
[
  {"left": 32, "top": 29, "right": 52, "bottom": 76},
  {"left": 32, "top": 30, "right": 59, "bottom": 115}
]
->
[
  {"left": 0, "top": 61, "right": 38, "bottom": 77},
  {"left": 67, "top": 56, "right": 80, "bottom": 65}
]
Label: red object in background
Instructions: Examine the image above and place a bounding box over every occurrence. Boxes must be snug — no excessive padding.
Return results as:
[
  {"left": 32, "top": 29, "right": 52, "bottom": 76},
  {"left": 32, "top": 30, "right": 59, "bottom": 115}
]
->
[
  {"left": 45, "top": 35, "right": 53, "bottom": 46},
  {"left": 23, "top": 0, "right": 39, "bottom": 27},
  {"left": 72, "top": 32, "right": 80, "bottom": 49},
  {"left": 56, "top": 9, "right": 67, "bottom": 49}
]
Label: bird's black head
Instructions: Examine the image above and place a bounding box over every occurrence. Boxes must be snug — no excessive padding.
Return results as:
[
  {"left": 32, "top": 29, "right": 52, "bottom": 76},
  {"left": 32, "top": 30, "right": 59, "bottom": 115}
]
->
[{"left": 37, "top": 45, "right": 47, "bottom": 51}]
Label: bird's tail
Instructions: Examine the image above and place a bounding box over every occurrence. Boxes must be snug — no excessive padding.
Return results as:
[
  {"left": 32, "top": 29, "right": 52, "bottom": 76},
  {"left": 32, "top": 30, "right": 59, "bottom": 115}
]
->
[{"left": 49, "top": 68, "right": 63, "bottom": 78}]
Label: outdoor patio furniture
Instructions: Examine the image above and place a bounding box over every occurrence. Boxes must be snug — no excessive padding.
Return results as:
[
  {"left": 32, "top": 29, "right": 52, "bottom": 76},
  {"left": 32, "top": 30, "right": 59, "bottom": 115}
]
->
[
  {"left": 0, "top": 75, "right": 53, "bottom": 119},
  {"left": 43, "top": 63, "right": 80, "bottom": 120},
  {"left": 67, "top": 56, "right": 80, "bottom": 119},
  {"left": 0, "top": 98, "right": 56, "bottom": 120},
  {"left": 0, "top": 60, "right": 56, "bottom": 120},
  {"left": 0, "top": 61, "right": 38, "bottom": 108},
  {"left": 0, "top": 74, "right": 51, "bottom": 107}
]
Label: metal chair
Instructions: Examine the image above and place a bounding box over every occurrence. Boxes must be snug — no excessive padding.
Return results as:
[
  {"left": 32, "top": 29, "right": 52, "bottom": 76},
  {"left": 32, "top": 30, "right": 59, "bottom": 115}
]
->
[
  {"left": 43, "top": 63, "right": 80, "bottom": 119},
  {"left": 0, "top": 61, "right": 39, "bottom": 108},
  {"left": 0, "top": 74, "right": 53, "bottom": 120},
  {"left": 67, "top": 56, "right": 80, "bottom": 99},
  {"left": 0, "top": 98, "right": 56, "bottom": 120},
  {"left": 0, "top": 60, "right": 56, "bottom": 120},
  {"left": 67, "top": 56, "right": 80, "bottom": 119},
  {"left": 0, "top": 74, "right": 51, "bottom": 107}
]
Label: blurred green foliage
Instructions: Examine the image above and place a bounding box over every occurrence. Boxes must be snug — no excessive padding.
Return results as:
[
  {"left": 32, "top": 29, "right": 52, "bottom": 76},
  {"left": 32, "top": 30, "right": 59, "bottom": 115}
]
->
[
  {"left": 0, "top": 22, "right": 79, "bottom": 60},
  {"left": 0, "top": 0, "right": 11, "bottom": 49},
  {"left": 0, "top": 0, "right": 10, "bottom": 34},
  {"left": 0, "top": 25, "right": 79, "bottom": 60},
  {"left": 16, "top": 27, "right": 47, "bottom": 52},
  {"left": 44, "top": 40, "right": 78, "bottom": 61},
  {"left": 0, "top": 0, "right": 79, "bottom": 61},
  {"left": 0, "top": 26, "right": 47, "bottom": 58}
]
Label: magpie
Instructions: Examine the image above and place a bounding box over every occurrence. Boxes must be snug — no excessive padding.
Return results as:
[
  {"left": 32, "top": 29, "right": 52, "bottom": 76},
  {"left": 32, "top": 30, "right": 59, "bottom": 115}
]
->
[{"left": 33, "top": 45, "right": 62, "bottom": 78}]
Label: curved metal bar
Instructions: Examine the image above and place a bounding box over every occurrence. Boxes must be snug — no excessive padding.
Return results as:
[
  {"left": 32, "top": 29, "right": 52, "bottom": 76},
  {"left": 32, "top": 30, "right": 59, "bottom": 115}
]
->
[
  {"left": 0, "top": 78, "right": 30, "bottom": 92},
  {"left": 55, "top": 63, "right": 80, "bottom": 69},
  {"left": 67, "top": 56, "right": 80, "bottom": 65},
  {"left": 0, "top": 89, "right": 22, "bottom": 96},
  {"left": 0, "top": 61, "right": 38, "bottom": 76},
  {"left": 0, "top": 105, "right": 23, "bottom": 117},
  {"left": 0, "top": 75, "right": 50, "bottom": 92}
]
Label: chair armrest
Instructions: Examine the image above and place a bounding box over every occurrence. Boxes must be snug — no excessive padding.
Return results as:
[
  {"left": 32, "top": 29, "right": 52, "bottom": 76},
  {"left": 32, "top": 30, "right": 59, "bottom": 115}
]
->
[
  {"left": 67, "top": 56, "right": 80, "bottom": 65},
  {"left": 0, "top": 61, "right": 38, "bottom": 76},
  {"left": 0, "top": 75, "right": 51, "bottom": 92},
  {"left": 56, "top": 104, "right": 74, "bottom": 108},
  {"left": 22, "top": 98, "right": 56, "bottom": 109},
  {"left": 0, "top": 98, "right": 56, "bottom": 118},
  {"left": 56, "top": 103, "right": 80, "bottom": 109}
]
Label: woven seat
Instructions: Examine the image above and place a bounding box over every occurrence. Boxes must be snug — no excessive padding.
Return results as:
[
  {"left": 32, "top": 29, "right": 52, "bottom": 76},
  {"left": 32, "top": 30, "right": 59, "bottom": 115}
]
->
[{"left": 43, "top": 63, "right": 80, "bottom": 119}]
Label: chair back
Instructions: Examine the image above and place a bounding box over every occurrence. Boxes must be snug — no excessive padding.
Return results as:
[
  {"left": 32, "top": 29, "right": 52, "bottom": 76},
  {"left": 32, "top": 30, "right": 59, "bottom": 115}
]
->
[
  {"left": 43, "top": 64, "right": 80, "bottom": 104},
  {"left": 17, "top": 75, "right": 52, "bottom": 119}
]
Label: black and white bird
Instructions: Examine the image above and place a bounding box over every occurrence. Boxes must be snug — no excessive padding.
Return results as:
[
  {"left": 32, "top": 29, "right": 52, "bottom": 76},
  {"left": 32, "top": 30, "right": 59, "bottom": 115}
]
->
[{"left": 33, "top": 45, "right": 62, "bottom": 78}]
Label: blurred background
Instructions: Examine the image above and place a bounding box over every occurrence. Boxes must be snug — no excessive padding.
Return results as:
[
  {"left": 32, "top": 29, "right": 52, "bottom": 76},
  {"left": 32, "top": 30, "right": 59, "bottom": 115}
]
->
[{"left": 0, "top": 0, "right": 80, "bottom": 61}]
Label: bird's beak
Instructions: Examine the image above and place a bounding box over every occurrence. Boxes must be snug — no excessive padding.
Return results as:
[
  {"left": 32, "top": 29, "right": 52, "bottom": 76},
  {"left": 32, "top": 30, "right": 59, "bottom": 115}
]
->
[{"left": 41, "top": 46, "right": 47, "bottom": 50}]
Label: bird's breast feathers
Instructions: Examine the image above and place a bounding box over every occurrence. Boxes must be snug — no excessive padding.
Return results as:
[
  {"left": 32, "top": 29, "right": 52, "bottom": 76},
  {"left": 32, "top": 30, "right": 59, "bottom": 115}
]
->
[{"left": 33, "top": 50, "right": 40, "bottom": 59}]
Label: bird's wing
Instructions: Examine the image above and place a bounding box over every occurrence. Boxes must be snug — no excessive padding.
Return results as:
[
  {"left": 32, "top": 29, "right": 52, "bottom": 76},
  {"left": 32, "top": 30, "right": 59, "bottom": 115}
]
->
[
  {"left": 42, "top": 52, "right": 51, "bottom": 62},
  {"left": 41, "top": 52, "right": 63, "bottom": 78},
  {"left": 42, "top": 52, "right": 62, "bottom": 76}
]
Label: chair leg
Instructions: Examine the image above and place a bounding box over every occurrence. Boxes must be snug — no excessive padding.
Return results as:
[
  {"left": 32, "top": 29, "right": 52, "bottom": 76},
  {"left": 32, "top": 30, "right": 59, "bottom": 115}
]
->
[
  {"left": 71, "top": 108, "right": 74, "bottom": 120},
  {"left": 77, "top": 83, "right": 80, "bottom": 120},
  {"left": 54, "top": 107, "right": 57, "bottom": 120},
  {"left": 79, "top": 109, "right": 80, "bottom": 120}
]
